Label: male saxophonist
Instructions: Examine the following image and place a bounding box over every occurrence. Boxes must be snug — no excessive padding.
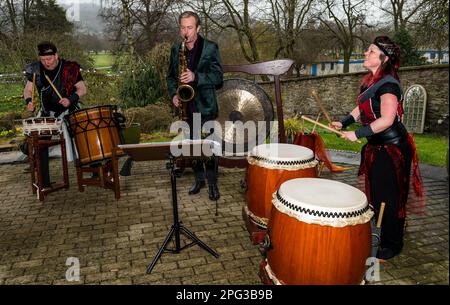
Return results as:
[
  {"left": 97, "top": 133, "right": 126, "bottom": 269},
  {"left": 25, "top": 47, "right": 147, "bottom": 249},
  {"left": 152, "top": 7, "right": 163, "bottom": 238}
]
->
[{"left": 167, "top": 11, "right": 223, "bottom": 200}]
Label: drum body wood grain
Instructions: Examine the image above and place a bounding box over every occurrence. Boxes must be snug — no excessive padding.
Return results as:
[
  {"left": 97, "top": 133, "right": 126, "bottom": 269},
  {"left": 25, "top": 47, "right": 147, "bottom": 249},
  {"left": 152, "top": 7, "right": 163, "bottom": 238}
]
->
[
  {"left": 246, "top": 143, "right": 317, "bottom": 228},
  {"left": 264, "top": 178, "right": 373, "bottom": 285},
  {"left": 66, "top": 105, "right": 123, "bottom": 165}
]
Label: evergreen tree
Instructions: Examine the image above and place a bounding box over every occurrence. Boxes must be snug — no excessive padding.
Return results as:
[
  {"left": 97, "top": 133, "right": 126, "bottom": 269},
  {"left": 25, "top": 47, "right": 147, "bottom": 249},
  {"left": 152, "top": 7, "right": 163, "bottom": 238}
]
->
[
  {"left": 393, "top": 27, "right": 427, "bottom": 67},
  {"left": 26, "top": 0, "right": 73, "bottom": 34}
]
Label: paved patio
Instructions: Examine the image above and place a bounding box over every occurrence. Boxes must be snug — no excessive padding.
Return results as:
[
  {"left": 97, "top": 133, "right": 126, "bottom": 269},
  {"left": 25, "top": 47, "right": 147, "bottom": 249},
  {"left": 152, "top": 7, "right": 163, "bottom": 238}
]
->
[{"left": 0, "top": 153, "right": 448, "bottom": 285}]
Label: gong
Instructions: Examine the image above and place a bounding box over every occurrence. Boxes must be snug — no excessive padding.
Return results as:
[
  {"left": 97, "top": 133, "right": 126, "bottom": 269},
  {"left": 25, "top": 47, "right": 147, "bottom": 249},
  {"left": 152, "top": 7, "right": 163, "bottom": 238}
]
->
[{"left": 216, "top": 78, "right": 274, "bottom": 155}]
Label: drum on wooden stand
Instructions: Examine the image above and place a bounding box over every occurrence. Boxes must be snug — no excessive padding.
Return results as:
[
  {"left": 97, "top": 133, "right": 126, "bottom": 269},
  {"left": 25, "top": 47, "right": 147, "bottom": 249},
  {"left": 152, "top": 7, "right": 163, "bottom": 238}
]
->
[
  {"left": 65, "top": 105, "right": 123, "bottom": 165},
  {"left": 22, "top": 117, "right": 68, "bottom": 202},
  {"left": 261, "top": 178, "right": 373, "bottom": 285},
  {"left": 22, "top": 117, "right": 63, "bottom": 138},
  {"left": 245, "top": 143, "right": 318, "bottom": 231}
]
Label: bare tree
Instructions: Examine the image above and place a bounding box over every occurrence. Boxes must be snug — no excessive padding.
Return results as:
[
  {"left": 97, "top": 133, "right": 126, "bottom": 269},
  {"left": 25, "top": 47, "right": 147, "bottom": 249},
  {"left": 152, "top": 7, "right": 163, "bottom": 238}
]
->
[
  {"left": 291, "top": 21, "right": 336, "bottom": 76},
  {"left": 120, "top": 0, "right": 135, "bottom": 56},
  {"left": 0, "top": 0, "right": 88, "bottom": 72},
  {"left": 376, "top": 0, "right": 429, "bottom": 32},
  {"left": 1, "top": 0, "right": 20, "bottom": 38},
  {"left": 266, "top": 0, "right": 314, "bottom": 60},
  {"left": 189, "top": 0, "right": 265, "bottom": 63},
  {"left": 316, "top": 0, "right": 368, "bottom": 73},
  {"left": 100, "top": 0, "right": 176, "bottom": 55}
]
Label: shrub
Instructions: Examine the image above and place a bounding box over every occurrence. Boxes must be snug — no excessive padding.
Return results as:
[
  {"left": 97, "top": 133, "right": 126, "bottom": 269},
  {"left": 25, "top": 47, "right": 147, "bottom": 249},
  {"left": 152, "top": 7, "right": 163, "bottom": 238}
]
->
[
  {"left": 82, "top": 72, "right": 121, "bottom": 107},
  {"left": 119, "top": 65, "right": 164, "bottom": 108},
  {"left": 146, "top": 42, "right": 171, "bottom": 92},
  {"left": 0, "top": 112, "right": 17, "bottom": 132},
  {"left": 122, "top": 103, "right": 175, "bottom": 133}
]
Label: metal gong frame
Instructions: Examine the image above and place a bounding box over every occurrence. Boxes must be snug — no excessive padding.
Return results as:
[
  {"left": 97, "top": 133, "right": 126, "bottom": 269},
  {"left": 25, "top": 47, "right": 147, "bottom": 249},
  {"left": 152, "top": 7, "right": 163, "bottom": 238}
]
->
[{"left": 223, "top": 59, "right": 294, "bottom": 145}]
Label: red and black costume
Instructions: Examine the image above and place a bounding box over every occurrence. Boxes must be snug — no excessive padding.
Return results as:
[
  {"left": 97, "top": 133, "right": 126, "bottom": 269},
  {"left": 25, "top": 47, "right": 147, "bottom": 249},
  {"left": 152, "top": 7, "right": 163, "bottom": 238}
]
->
[
  {"left": 356, "top": 75, "right": 423, "bottom": 259},
  {"left": 24, "top": 59, "right": 83, "bottom": 187},
  {"left": 24, "top": 59, "right": 83, "bottom": 117}
]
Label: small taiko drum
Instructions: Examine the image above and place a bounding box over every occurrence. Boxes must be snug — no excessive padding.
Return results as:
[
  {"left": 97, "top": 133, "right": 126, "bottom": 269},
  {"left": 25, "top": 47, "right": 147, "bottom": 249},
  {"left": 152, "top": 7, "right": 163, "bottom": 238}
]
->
[
  {"left": 65, "top": 105, "right": 123, "bottom": 165},
  {"left": 263, "top": 178, "right": 373, "bottom": 285},
  {"left": 22, "top": 117, "right": 62, "bottom": 137},
  {"left": 245, "top": 143, "right": 318, "bottom": 228}
]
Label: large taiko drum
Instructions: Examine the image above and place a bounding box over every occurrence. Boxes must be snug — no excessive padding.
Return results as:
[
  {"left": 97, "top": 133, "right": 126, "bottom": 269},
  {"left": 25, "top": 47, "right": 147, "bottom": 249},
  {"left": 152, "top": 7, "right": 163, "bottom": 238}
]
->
[
  {"left": 65, "top": 105, "right": 123, "bottom": 165},
  {"left": 245, "top": 143, "right": 318, "bottom": 228},
  {"left": 263, "top": 178, "right": 373, "bottom": 285},
  {"left": 22, "top": 117, "right": 62, "bottom": 137}
]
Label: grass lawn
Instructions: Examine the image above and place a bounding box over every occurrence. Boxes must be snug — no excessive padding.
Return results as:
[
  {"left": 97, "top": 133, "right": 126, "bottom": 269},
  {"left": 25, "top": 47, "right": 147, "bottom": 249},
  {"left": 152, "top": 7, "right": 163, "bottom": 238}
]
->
[
  {"left": 301, "top": 121, "right": 448, "bottom": 167},
  {"left": 90, "top": 52, "right": 115, "bottom": 69},
  {"left": 0, "top": 83, "right": 25, "bottom": 113}
]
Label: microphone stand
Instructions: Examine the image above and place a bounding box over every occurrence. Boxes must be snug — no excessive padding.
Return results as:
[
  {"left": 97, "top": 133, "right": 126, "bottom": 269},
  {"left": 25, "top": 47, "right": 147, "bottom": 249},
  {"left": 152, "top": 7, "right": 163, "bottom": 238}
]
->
[{"left": 146, "top": 153, "right": 219, "bottom": 274}]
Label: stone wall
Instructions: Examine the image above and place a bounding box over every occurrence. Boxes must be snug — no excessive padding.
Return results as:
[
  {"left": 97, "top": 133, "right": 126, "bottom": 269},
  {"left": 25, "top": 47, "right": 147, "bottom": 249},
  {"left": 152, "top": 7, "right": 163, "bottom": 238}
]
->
[{"left": 259, "top": 64, "right": 449, "bottom": 135}]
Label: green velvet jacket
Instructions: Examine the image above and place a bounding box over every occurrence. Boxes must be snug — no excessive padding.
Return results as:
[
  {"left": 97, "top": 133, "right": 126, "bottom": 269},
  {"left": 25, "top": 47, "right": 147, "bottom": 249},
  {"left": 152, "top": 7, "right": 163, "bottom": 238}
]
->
[{"left": 167, "top": 35, "right": 223, "bottom": 119}]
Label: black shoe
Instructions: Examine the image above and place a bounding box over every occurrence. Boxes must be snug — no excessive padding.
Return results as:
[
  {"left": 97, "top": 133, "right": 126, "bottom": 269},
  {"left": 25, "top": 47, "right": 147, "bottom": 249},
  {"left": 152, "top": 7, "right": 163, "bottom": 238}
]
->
[
  {"left": 208, "top": 183, "right": 220, "bottom": 201},
  {"left": 188, "top": 181, "right": 205, "bottom": 195},
  {"left": 376, "top": 247, "right": 400, "bottom": 260}
]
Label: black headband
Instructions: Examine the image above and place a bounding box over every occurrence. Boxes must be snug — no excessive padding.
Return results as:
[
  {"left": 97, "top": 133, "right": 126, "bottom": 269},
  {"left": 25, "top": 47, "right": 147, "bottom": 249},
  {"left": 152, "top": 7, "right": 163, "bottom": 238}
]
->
[
  {"left": 374, "top": 41, "right": 393, "bottom": 57},
  {"left": 374, "top": 41, "right": 397, "bottom": 64},
  {"left": 39, "top": 50, "right": 56, "bottom": 56}
]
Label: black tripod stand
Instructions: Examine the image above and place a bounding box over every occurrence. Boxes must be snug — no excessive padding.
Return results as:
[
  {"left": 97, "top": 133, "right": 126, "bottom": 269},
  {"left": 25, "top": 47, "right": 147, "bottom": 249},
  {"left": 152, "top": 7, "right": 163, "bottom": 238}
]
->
[{"left": 146, "top": 153, "right": 220, "bottom": 274}]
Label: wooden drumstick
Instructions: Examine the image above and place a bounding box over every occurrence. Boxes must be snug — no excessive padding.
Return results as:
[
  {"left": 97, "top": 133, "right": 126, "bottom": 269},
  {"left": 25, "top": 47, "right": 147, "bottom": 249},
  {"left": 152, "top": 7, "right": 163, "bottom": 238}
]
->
[
  {"left": 44, "top": 74, "right": 63, "bottom": 100},
  {"left": 311, "top": 112, "right": 321, "bottom": 133},
  {"left": 376, "top": 202, "right": 386, "bottom": 228},
  {"left": 301, "top": 115, "right": 362, "bottom": 144},
  {"left": 31, "top": 73, "right": 36, "bottom": 104},
  {"left": 311, "top": 89, "right": 333, "bottom": 124}
]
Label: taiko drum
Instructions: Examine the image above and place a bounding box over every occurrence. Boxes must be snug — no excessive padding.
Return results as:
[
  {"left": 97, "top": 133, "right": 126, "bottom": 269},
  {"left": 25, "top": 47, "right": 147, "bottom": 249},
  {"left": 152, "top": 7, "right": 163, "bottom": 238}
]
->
[
  {"left": 66, "top": 105, "right": 123, "bottom": 165},
  {"left": 246, "top": 143, "right": 318, "bottom": 228},
  {"left": 263, "top": 178, "right": 373, "bottom": 285},
  {"left": 22, "top": 117, "right": 62, "bottom": 137}
]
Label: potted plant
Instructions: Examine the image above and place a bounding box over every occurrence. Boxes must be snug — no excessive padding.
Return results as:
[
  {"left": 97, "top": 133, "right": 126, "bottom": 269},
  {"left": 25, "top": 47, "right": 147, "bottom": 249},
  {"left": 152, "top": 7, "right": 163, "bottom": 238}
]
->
[
  {"left": 284, "top": 115, "right": 303, "bottom": 143},
  {"left": 120, "top": 111, "right": 141, "bottom": 144}
]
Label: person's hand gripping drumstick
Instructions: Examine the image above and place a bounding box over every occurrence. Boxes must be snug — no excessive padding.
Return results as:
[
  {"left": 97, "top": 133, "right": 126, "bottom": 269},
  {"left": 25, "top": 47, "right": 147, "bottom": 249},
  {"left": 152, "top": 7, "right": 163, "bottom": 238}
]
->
[
  {"left": 310, "top": 90, "right": 360, "bottom": 142},
  {"left": 43, "top": 74, "right": 71, "bottom": 108},
  {"left": 301, "top": 115, "right": 361, "bottom": 143},
  {"left": 329, "top": 120, "right": 360, "bottom": 142}
]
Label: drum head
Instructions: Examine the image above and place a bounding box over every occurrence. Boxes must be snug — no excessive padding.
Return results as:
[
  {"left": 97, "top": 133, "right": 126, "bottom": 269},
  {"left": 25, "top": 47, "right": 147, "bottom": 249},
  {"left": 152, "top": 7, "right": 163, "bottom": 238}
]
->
[
  {"left": 274, "top": 178, "right": 372, "bottom": 226},
  {"left": 22, "top": 117, "right": 62, "bottom": 136},
  {"left": 250, "top": 143, "right": 313, "bottom": 161},
  {"left": 247, "top": 143, "right": 317, "bottom": 170}
]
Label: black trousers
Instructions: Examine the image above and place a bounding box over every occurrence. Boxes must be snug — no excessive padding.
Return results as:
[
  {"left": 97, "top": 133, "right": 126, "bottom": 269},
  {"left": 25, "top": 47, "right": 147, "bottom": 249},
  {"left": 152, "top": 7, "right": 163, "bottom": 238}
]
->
[
  {"left": 369, "top": 142, "right": 412, "bottom": 253},
  {"left": 40, "top": 148, "right": 51, "bottom": 187},
  {"left": 187, "top": 112, "right": 218, "bottom": 185}
]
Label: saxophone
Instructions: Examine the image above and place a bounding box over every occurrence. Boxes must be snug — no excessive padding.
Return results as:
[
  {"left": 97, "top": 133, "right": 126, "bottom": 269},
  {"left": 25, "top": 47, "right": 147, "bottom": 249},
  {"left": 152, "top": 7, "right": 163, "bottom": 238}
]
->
[{"left": 176, "top": 37, "right": 195, "bottom": 121}]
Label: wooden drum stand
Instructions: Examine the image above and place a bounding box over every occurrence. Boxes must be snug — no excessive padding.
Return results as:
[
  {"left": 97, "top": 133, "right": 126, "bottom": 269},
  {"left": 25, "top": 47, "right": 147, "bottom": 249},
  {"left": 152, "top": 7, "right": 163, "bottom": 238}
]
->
[{"left": 26, "top": 132, "right": 69, "bottom": 202}]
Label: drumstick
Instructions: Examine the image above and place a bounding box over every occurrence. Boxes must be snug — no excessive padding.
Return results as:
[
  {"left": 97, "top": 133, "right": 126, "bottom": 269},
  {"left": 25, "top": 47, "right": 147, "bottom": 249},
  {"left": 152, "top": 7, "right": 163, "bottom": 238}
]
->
[
  {"left": 44, "top": 74, "right": 63, "bottom": 100},
  {"left": 376, "top": 202, "right": 386, "bottom": 228},
  {"left": 311, "top": 112, "right": 321, "bottom": 133},
  {"left": 31, "top": 73, "right": 36, "bottom": 104},
  {"left": 311, "top": 90, "right": 333, "bottom": 124},
  {"left": 301, "top": 115, "right": 362, "bottom": 144}
]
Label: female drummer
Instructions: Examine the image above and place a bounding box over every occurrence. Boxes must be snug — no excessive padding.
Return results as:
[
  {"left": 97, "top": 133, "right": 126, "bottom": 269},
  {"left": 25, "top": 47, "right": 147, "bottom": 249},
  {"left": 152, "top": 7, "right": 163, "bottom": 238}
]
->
[{"left": 331, "top": 36, "right": 423, "bottom": 260}]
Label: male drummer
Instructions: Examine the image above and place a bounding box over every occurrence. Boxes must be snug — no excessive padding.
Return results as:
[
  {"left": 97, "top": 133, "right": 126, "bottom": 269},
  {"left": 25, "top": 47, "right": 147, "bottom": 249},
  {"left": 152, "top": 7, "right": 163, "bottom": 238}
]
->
[{"left": 23, "top": 41, "right": 86, "bottom": 189}]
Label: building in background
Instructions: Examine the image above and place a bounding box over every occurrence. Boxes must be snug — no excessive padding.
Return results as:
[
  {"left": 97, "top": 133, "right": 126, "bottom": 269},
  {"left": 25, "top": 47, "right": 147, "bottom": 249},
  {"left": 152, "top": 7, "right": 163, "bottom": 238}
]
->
[{"left": 419, "top": 50, "right": 449, "bottom": 64}]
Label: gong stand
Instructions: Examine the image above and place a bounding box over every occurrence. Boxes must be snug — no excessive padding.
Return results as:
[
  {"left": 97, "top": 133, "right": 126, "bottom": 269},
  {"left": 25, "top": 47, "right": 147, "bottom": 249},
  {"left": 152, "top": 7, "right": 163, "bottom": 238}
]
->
[{"left": 223, "top": 59, "right": 294, "bottom": 145}]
